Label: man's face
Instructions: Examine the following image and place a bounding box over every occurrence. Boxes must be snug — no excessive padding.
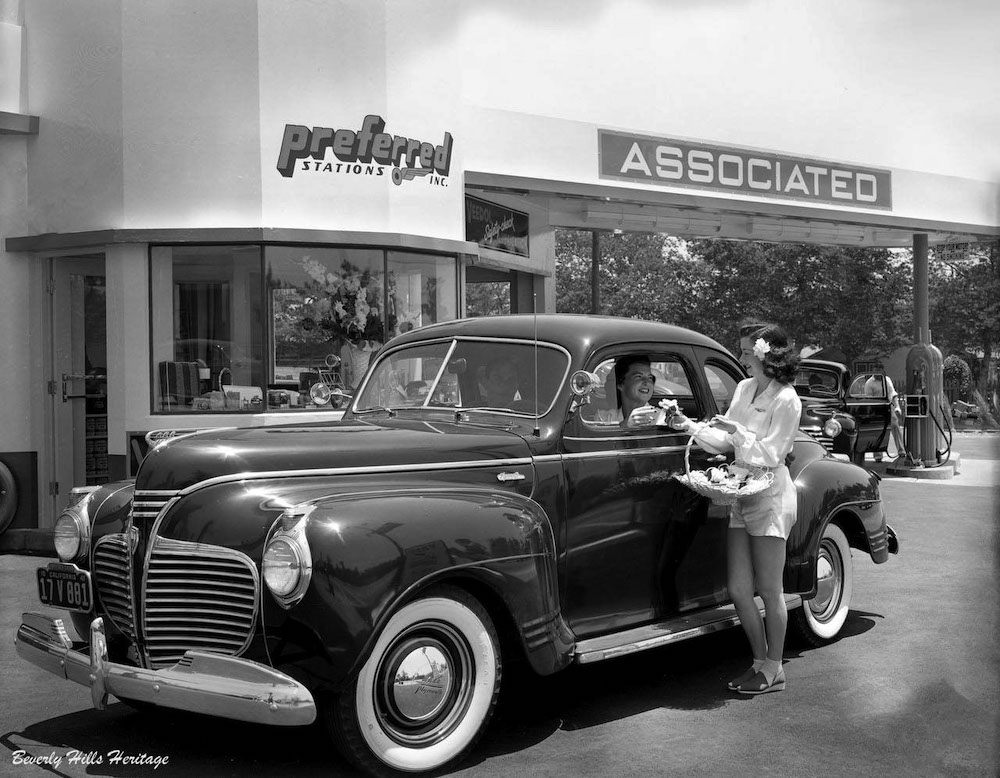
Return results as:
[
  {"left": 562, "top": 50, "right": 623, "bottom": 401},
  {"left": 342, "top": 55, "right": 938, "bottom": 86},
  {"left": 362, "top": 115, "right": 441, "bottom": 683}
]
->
[{"left": 485, "top": 362, "right": 518, "bottom": 405}]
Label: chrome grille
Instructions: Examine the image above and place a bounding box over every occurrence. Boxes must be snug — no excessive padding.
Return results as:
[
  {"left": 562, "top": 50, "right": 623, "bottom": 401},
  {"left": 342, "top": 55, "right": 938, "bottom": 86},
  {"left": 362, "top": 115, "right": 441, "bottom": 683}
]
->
[
  {"left": 805, "top": 430, "right": 835, "bottom": 452},
  {"left": 143, "top": 538, "right": 259, "bottom": 669},
  {"left": 93, "top": 535, "right": 135, "bottom": 639},
  {"left": 132, "top": 491, "right": 176, "bottom": 523}
]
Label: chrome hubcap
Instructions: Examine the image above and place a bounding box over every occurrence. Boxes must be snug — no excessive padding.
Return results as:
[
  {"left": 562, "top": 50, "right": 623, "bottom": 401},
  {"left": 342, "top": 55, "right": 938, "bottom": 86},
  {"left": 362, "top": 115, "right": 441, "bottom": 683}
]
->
[
  {"left": 391, "top": 643, "right": 453, "bottom": 722},
  {"left": 375, "top": 623, "right": 473, "bottom": 746},
  {"left": 810, "top": 538, "right": 843, "bottom": 622}
]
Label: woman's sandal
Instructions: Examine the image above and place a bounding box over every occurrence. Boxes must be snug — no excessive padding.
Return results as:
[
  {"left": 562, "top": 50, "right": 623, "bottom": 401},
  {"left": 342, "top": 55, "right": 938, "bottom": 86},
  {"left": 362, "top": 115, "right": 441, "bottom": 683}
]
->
[
  {"left": 737, "top": 667, "right": 786, "bottom": 695},
  {"left": 726, "top": 666, "right": 759, "bottom": 691}
]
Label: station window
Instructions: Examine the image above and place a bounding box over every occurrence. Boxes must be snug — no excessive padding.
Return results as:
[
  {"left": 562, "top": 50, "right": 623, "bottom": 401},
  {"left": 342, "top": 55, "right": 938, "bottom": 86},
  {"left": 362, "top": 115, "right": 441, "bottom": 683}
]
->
[{"left": 149, "top": 245, "right": 458, "bottom": 414}]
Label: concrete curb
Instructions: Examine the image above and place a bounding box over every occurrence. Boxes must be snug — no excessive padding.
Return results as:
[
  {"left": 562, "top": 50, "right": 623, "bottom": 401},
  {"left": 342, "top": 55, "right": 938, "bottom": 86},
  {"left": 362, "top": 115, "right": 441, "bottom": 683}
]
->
[{"left": 0, "top": 528, "right": 54, "bottom": 557}]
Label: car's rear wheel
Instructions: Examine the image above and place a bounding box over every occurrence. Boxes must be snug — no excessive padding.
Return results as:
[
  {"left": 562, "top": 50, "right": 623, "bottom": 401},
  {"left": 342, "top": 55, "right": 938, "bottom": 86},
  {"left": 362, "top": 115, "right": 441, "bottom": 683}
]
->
[
  {"left": 329, "top": 585, "right": 501, "bottom": 777},
  {"left": 791, "top": 522, "right": 853, "bottom": 646}
]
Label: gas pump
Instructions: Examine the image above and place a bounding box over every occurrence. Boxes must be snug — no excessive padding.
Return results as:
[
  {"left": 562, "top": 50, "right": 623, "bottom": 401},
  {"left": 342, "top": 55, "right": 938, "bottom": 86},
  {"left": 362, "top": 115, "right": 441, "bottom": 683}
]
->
[{"left": 902, "top": 340, "right": 947, "bottom": 466}]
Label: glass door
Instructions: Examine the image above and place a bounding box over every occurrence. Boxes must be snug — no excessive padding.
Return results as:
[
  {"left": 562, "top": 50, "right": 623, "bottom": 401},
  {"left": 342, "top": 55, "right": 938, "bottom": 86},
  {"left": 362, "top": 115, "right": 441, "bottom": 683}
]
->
[{"left": 49, "top": 256, "right": 107, "bottom": 519}]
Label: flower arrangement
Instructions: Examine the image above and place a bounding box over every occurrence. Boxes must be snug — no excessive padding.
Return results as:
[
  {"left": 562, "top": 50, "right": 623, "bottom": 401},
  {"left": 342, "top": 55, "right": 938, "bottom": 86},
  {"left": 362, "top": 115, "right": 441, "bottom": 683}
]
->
[
  {"left": 301, "top": 256, "right": 385, "bottom": 344},
  {"left": 658, "top": 397, "right": 680, "bottom": 415}
]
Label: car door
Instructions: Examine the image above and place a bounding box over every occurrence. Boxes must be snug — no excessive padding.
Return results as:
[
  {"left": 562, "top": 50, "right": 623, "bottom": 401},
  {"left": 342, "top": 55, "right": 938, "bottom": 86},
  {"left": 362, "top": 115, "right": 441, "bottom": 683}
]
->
[
  {"left": 560, "top": 344, "right": 731, "bottom": 639},
  {"left": 846, "top": 373, "right": 892, "bottom": 454}
]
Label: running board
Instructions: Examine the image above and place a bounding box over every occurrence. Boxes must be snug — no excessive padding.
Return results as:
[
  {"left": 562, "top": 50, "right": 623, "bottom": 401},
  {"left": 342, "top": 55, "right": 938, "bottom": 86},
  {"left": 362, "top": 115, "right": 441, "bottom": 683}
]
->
[{"left": 572, "top": 594, "right": 803, "bottom": 664}]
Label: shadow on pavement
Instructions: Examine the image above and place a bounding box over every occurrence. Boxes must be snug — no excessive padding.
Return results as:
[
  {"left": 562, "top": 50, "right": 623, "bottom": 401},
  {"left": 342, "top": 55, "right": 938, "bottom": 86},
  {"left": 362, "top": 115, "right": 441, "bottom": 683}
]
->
[{"left": 1, "top": 703, "right": 363, "bottom": 777}]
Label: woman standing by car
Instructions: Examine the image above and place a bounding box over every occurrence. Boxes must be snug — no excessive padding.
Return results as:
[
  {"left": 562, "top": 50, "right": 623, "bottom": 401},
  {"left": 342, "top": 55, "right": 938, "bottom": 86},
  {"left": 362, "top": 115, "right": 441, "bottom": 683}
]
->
[{"left": 670, "top": 323, "right": 801, "bottom": 694}]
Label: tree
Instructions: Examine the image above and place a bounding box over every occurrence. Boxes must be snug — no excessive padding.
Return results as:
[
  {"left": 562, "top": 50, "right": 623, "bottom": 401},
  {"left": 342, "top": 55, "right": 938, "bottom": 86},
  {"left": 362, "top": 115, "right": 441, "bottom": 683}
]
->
[
  {"left": 555, "top": 230, "right": 710, "bottom": 329},
  {"left": 929, "top": 241, "right": 1000, "bottom": 401},
  {"left": 686, "top": 240, "right": 911, "bottom": 362},
  {"left": 555, "top": 231, "right": 914, "bottom": 365}
]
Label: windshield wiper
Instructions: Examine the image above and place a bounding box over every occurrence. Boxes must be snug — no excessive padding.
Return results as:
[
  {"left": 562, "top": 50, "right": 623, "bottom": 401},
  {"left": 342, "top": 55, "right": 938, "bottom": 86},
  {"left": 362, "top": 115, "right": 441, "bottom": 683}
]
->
[{"left": 353, "top": 406, "right": 398, "bottom": 417}]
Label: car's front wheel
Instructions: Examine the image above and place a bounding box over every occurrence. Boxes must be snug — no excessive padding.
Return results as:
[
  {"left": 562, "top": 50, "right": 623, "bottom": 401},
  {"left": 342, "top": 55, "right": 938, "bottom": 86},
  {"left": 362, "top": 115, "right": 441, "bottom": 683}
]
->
[
  {"left": 790, "top": 522, "right": 853, "bottom": 646},
  {"left": 329, "top": 585, "right": 501, "bottom": 777}
]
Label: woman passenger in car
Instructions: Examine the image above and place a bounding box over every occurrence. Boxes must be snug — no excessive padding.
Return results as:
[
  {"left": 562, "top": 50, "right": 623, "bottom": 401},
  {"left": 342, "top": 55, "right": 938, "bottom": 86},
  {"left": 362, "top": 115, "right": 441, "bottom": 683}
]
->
[
  {"left": 597, "top": 355, "right": 661, "bottom": 426},
  {"left": 669, "top": 323, "right": 802, "bottom": 694}
]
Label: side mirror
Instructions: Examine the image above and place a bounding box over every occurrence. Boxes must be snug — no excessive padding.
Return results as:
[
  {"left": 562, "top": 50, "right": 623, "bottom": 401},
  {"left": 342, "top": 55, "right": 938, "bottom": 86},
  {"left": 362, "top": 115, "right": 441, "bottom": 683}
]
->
[{"left": 570, "top": 370, "right": 601, "bottom": 396}]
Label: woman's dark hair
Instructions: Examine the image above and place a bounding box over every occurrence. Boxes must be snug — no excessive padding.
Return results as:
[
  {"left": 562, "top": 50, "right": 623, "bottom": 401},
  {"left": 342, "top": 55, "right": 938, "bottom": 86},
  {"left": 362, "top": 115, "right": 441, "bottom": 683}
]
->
[
  {"left": 741, "top": 323, "right": 799, "bottom": 384},
  {"left": 611, "top": 354, "right": 651, "bottom": 407},
  {"left": 614, "top": 354, "right": 651, "bottom": 387}
]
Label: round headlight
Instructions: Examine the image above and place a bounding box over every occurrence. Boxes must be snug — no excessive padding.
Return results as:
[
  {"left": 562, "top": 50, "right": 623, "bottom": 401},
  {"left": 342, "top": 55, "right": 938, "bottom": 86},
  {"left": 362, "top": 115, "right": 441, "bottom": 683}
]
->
[
  {"left": 53, "top": 509, "right": 87, "bottom": 562},
  {"left": 262, "top": 538, "right": 302, "bottom": 597},
  {"left": 823, "top": 418, "right": 843, "bottom": 438},
  {"left": 309, "top": 381, "right": 332, "bottom": 405}
]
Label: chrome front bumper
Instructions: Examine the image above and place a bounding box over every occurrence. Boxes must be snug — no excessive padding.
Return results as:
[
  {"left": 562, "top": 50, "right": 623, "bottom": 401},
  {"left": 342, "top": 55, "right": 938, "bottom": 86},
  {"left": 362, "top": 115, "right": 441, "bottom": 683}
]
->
[{"left": 15, "top": 613, "right": 315, "bottom": 726}]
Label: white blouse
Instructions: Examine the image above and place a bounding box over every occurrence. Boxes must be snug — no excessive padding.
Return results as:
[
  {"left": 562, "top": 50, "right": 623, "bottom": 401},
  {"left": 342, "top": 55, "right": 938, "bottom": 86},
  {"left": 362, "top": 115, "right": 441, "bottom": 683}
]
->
[{"left": 689, "top": 378, "right": 802, "bottom": 468}]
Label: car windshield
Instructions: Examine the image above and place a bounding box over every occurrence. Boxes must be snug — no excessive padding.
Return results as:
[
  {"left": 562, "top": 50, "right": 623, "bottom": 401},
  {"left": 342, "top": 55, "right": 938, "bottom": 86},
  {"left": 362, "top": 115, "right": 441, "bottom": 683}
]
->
[
  {"left": 793, "top": 366, "right": 840, "bottom": 397},
  {"left": 354, "top": 338, "right": 570, "bottom": 415}
]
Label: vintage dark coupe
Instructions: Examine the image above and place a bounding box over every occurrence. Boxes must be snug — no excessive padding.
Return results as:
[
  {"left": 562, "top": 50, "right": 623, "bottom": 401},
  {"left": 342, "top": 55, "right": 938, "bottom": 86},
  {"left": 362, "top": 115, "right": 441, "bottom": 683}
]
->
[
  {"left": 794, "top": 358, "right": 898, "bottom": 464},
  {"left": 17, "top": 315, "right": 898, "bottom": 776}
]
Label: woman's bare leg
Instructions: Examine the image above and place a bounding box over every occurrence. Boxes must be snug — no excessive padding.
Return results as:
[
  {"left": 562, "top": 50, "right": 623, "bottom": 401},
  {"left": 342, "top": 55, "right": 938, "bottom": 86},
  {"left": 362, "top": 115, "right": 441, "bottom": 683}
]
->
[
  {"left": 750, "top": 535, "right": 788, "bottom": 663},
  {"left": 727, "top": 528, "right": 766, "bottom": 661}
]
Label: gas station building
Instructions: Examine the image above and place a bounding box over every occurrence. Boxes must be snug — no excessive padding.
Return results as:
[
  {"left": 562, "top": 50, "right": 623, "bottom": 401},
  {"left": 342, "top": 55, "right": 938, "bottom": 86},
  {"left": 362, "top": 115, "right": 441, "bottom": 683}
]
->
[{"left": 1, "top": 0, "right": 998, "bottom": 531}]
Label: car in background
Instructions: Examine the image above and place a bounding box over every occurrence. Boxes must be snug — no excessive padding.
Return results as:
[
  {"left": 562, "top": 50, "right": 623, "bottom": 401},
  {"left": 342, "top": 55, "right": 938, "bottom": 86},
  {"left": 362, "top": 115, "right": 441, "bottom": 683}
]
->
[
  {"left": 18, "top": 316, "right": 898, "bottom": 777},
  {"left": 795, "top": 358, "right": 895, "bottom": 464}
]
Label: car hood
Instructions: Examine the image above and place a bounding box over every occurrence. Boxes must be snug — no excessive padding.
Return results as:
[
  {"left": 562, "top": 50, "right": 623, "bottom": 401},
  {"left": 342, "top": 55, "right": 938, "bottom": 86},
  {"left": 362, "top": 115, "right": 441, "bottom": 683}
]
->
[
  {"left": 800, "top": 396, "right": 844, "bottom": 419},
  {"left": 135, "top": 417, "right": 533, "bottom": 491}
]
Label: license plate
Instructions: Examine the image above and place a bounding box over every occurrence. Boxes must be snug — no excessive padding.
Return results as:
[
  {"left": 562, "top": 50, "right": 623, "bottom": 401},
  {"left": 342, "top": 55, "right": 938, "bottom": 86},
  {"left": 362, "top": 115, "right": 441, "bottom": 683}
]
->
[{"left": 37, "top": 564, "right": 93, "bottom": 611}]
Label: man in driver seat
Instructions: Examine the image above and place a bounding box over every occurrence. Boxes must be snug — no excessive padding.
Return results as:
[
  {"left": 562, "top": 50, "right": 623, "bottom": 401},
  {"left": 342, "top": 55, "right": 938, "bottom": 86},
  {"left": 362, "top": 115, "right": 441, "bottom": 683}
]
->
[{"left": 481, "top": 358, "right": 521, "bottom": 408}]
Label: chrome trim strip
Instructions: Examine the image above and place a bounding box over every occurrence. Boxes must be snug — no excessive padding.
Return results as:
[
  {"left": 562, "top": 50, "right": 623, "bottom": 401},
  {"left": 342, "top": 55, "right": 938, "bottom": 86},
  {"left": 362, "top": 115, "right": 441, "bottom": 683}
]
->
[
  {"left": 15, "top": 614, "right": 315, "bottom": 726},
  {"left": 169, "top": 457, "right": 535, "bottom": 497},
  {"left": 558, "top": 445, "right": 687, "bottom": 460}
]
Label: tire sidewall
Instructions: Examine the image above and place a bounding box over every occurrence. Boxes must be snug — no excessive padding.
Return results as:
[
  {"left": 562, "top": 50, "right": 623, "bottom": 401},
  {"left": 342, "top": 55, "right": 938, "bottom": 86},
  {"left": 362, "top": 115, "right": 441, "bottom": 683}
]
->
[
  {"left": 802, "top": 523, "right": 853, "bottom": 640},
  {"left": 0, "top": 461, "right": 18, "bottom": 535},
  {"left": 353, "top": 593, "right": 499, "bottom": 773}
]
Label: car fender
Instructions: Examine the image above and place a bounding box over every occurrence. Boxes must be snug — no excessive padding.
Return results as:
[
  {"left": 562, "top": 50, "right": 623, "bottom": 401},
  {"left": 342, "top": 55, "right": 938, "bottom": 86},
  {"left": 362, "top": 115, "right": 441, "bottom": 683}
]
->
[
  {"left": 786, "top": 456, "right": 887, "bottom": 595},
  {"left": 262, "top": 487, "right": 572, "bottom": 692}
]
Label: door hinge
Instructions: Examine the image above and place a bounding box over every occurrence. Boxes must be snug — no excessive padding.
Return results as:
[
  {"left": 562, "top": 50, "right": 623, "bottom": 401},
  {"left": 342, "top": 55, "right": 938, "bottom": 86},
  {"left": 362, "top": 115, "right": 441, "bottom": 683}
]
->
[
  {"left": 46, "top": 278, "right": 56, "bottom": 295},
  {"left": 47, "top": 380, "right": 58, "bottom": 395},
  {"left": 49, "top": 481, "right": 60, "bottom": 496}
]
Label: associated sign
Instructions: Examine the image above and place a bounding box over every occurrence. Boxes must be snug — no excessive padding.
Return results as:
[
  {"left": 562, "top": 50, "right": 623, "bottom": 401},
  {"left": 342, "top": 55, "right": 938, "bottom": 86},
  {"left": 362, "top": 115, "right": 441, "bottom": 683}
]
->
[
  {"left": 277, "top": 114, "right": 453, "bottom": 187},
  {"left": 599, "top": 130, "right": 891, "bottom": 209},
  {"left": 465, "top": 196, "right": 529, "bottom": 257}
]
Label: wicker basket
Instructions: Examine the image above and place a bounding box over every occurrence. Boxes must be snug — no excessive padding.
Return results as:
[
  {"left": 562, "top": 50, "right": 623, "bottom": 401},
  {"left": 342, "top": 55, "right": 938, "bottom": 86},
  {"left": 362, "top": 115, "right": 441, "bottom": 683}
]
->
[{"left": 674, "top": 436, "right": 774, "bottom": 506}]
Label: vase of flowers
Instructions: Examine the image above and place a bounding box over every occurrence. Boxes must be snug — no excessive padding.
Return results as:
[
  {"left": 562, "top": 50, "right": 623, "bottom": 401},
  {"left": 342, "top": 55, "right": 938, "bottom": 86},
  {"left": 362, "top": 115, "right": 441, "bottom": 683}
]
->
[
  {"left": 301, "top": 256, "right": 384, "bottom": 343},
  {"left": 300, "top": 256, "right": 388, "bottom": 389}
]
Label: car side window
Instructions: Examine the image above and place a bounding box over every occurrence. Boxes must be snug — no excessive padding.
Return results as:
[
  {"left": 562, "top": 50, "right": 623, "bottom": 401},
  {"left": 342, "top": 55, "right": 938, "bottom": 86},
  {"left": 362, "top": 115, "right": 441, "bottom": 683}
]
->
[
  {"left": 848, "top": 374, "right": 878, "bottom": 398},
  {"left": 583, "top": 353, "right": 700, "bottom": 430}
]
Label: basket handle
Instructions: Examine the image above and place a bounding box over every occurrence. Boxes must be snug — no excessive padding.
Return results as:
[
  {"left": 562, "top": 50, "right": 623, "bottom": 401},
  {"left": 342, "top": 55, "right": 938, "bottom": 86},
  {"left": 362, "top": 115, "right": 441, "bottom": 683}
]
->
[{"left": 684, "top": 434, "right": 695, "bottom": 476}]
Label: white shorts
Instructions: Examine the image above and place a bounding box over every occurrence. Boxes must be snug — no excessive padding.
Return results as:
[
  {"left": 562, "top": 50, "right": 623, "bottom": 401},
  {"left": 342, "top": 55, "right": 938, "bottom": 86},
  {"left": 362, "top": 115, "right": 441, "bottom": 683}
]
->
[{"left": 729, "top": 464, "right": 797, "bottom": 539}]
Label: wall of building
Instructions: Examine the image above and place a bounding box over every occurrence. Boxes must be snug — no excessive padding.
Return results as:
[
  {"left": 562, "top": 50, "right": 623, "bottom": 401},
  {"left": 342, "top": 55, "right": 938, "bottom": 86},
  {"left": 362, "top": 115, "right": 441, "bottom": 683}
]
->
[{"left": 454, "top": 0, "right": 999, "bottom": 185}]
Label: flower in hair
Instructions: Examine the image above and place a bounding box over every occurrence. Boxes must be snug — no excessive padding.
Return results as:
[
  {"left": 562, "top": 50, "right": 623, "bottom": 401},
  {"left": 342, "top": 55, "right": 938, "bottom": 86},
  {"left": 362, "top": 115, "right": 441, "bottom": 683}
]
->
[{"left": 752, "top": 338, "right": 771, "bottom": 360}]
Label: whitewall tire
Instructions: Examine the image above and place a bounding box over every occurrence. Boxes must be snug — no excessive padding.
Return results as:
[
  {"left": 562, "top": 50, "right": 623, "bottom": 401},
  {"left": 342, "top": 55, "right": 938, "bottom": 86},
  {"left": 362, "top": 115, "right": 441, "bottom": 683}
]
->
[
  {"left": 791, "top": 522, "right": 853, "bottom": 646},
  {"left": 330, "top": 586, "right": 501, "bottom": 776}
]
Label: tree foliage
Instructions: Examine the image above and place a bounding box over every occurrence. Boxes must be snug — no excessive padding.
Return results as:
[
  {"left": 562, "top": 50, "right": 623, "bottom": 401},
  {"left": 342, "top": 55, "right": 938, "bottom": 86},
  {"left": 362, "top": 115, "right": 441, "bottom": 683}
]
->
[
  {"left": 929, "top": 241, "right": 1000, "bottom": 395},
  {"left": 556, "top": 230, "right": 912, "bottom": 362}
]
